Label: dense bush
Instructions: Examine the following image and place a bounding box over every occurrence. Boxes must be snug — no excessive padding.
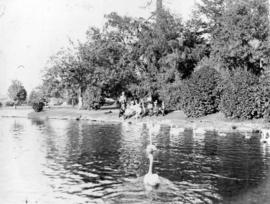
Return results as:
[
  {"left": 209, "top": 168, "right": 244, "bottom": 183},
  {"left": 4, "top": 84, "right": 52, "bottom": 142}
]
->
[
  {"left": 5, "top": 101, "right": 14, "bottom": 107},
  {"left": 158, "top": 82, "right": 182, "bottom": 111},
  {"left": 32, "top": 102, "right": 44, "bottom": 112},
  {"left": 181, "top": 67, "right": 222, "bottom": 117},
  {"left": 219, "top": 69, "right": 270, "bottom": 119},
  {"left": 82, "top": 86, "right": 105, "bottom": 110}
]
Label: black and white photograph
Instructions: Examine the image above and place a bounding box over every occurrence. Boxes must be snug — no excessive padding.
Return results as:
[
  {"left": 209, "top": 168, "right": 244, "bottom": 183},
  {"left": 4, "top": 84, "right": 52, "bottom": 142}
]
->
[{"left": 1, "top": 0, "right": 270, "bottom": 203}]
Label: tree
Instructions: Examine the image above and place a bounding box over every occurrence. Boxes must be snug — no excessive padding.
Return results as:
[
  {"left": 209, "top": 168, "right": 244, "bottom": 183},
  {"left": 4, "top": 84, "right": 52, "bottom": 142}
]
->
[
  {"left": 7, "top": 80, "right": 27, "bottom": 104},
  {"left": 213, "top": 0, "right": 270, "bottom": 74},
  {"left": 16, "top": 88, "right": 27, "bottom": 103},
  {"left": 28, "top": 86, "right": 45, "bottom": 105},
  {"left": 44, "top": 46, "right": 91, "bottom": 109},
  {"left": 79, "top": 26, "right": 130, "bottom": 99},
  {"left": 195, "top": 0, "right": 225, "bottom": 37},
  {"left": 42, "top": 9, "right": 208, "bottom": 107},
  {"left": 196, "top": 0, "right": 270, "bottom": 74}
]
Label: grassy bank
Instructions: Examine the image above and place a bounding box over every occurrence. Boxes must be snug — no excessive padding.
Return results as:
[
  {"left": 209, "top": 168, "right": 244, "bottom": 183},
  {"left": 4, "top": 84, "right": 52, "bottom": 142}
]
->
[{"left": 0, "top": 106, "right": 269, "bottom": 132}]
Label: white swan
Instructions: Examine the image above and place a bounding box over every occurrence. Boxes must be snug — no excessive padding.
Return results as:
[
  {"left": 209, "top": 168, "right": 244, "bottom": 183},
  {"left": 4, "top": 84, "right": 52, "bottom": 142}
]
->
[
  {"left": 170, "top": 124, "right": 185, "bottom": 136},
  {"left": 144, "top": 152, "right": 160, "bottom": 187},
  {"left": 261, "top": 129, "right": 270, "bottom": 144},
  {"left": 148, "top": 123, "right": 160, "bottom": 136},
  {"left": 193, "top": 126, "right": 207, "bottom": 135}
]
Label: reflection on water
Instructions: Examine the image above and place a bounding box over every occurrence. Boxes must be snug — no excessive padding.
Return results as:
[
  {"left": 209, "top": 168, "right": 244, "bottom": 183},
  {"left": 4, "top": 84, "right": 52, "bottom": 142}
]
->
[{"left": 0, "top": 118, "right": 270, "bottom": 203}]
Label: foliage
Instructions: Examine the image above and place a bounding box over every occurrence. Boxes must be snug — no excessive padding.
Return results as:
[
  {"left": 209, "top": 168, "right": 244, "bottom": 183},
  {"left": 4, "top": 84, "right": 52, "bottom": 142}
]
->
[
  {"left": 211, "top": 0, "right": 269, "bottom": 74},
  {"left": 158, "top": 82, "right": 182, "bottom": 111},
  {"left": 16, "top": 88, "right": 27, "bottom": 104},
  {"left": 82, "top": 86, "right": 104, "bottom": 110},
  {"left": 40, "top": 2, "right": 270, "bottom": 118},
  {"left": 219, "top": 69, "right": 270, "bottom": 119},
  {"left": 32, "top": 102, "right": 44, "bottom": 112},
  {"left": 195, "top": 0, "right": 225, "bottom": 36},
  {"left": 130, "top": 10, "right": 205, "bottom": 98},
  {"left": 79, "top": 25, "right": 133, "bottom": 99},
  {"left": 28, "top": 87, "right": 45, "bottom": 105},
  {"left": 7, "top": 80, "right": 27, "bottom": 103},
  {"left": 181, "top": 66, "right": 221, "bottom": 117}
]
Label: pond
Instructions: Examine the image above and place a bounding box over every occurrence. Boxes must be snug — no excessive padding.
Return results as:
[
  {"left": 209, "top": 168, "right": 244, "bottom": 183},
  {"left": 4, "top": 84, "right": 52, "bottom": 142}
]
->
[{"left": 0, "top": 118, "right": 269, "bottom": 204}]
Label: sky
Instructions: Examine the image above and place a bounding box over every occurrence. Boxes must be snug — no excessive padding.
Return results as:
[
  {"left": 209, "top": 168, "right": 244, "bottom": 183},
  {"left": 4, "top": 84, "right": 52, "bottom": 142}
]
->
[{"left": 0, "top": 0, "right": 196, "bottom": 96}]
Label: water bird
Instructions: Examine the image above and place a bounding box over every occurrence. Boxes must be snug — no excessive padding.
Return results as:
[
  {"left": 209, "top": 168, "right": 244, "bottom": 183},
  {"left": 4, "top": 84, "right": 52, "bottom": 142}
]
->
[
  {"left": 144, "top": 147, "right": 160, "bottom": 188},
  {"left": 144, "top": 124, "right": 160, "bottom": 188},
  {"left": 146, "top": 144, "right": 157, "bottom": 155},
  {"left": 148, "top": 123, "right": 160, "bottom": 136},
  {"left": 170, "top": 124, "right": 185, "bottom": 136},
  {"left": 260, "top": 128, "right": 270, "bottom": 144},
  {"left": 194, "top": 128, "right": 206, "bottom": 135}
]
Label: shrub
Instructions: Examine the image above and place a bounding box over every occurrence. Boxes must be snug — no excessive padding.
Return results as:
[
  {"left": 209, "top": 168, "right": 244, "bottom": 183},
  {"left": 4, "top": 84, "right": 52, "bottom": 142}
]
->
[
  {"left": 32, "top": 102, "right": 44, "bottom": 112},
  {"left": 82, "top": 86, "right": 105, "bottom": 110},
  {"left": 219, "top": 69, "right": 269, "bottom": 119},
  {"left": 181, "top": 67, "right": 222, "bottom": 117},
  {"left": 158, "top": 82, "right": 182, "bottom": 111},
  {"left": 5, "top": 101, "right": 14, "bottom": 106}
]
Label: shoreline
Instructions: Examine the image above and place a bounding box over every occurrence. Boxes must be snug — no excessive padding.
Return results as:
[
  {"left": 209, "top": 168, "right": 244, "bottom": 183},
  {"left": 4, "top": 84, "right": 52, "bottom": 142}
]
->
[{"left": 0, "top": 106, "right": 269, "bottom": 132}]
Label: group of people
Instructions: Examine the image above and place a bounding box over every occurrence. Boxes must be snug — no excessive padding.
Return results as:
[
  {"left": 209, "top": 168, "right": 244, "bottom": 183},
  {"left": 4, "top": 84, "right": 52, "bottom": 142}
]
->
[{"left": 118, "top": 92, "right": 165, "bottom": 119}]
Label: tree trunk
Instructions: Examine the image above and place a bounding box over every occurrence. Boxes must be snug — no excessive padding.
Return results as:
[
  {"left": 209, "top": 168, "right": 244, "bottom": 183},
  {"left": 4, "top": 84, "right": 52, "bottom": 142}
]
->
[
  {"left": 156, "top": 0, "right": 163, "bottom": 21},
  {"left": 156, "top": 0, "right": 162, "bottom": 12},
  {"left": 77, "top": 88, "right": 83, "bottom": 110},
  {"left": 72, "top": 98, "right": 75, "bottom": 107}
]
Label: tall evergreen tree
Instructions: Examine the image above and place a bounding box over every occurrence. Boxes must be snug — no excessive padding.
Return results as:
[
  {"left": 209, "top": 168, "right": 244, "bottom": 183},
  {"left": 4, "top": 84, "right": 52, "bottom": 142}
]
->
[{"left": 211, "top": 0, "right": 270, "bottom": 74}]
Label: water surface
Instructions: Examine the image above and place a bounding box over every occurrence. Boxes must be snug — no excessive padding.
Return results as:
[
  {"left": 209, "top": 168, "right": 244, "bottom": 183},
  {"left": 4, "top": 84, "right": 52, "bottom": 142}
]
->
[{"left": 0, "top": 118, "right": 269, "bottom": 204}]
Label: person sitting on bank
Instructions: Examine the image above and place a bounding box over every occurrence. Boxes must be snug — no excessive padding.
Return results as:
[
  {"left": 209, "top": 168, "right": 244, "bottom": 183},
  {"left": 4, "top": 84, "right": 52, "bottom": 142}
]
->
[
  {"left": 160, "top": 101, "right": 165, "bottom": 116},
  {"left": 123, "top": 100, "right": 136, "bottom": 119},
  {"left": 147, "top": 101, "right": 154, "bottom": 116},
  {"left": 118, "top": 91, "right": 127, "bottom": 118},
  {"left": 119, "top": 102, "right": 126, "bottom": 118},
  {"left": 140, "top": 99, "right": 148, "bottom": 117},
  {"left": 134, "top": 99, "right": 143, "bottom": 119},
  {"left": 146, "top": 94, "right": 152, "bottom": 104},
  {"left": 119, "top": 91, "right": 127, "bottom": 106},
  {"left": 153, "top": 100, "right": 159, "bottom": 116}
]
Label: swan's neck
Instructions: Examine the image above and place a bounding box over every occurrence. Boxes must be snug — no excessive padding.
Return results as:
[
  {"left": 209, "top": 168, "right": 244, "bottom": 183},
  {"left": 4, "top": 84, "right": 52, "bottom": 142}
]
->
[{"left": 148, "top": 154, "right": 153, "bottom": 174}]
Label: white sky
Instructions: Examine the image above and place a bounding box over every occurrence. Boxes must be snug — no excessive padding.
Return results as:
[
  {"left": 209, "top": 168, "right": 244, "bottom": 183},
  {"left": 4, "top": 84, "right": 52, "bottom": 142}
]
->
[{"left": 0, "top": 0, "right": 196, "bottom": 96}]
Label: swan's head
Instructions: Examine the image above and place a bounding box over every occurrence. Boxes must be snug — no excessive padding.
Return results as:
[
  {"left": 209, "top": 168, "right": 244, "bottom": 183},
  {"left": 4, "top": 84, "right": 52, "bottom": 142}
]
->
[{"left": 146, "top": 144, "right": 157, "bottom": 155}]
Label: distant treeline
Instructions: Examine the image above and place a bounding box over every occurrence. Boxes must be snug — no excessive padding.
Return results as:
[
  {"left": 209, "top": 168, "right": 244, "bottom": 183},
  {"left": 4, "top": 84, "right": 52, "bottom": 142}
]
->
[{"left": 32, "top": 0, "right": 270, "bottom": 119}]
